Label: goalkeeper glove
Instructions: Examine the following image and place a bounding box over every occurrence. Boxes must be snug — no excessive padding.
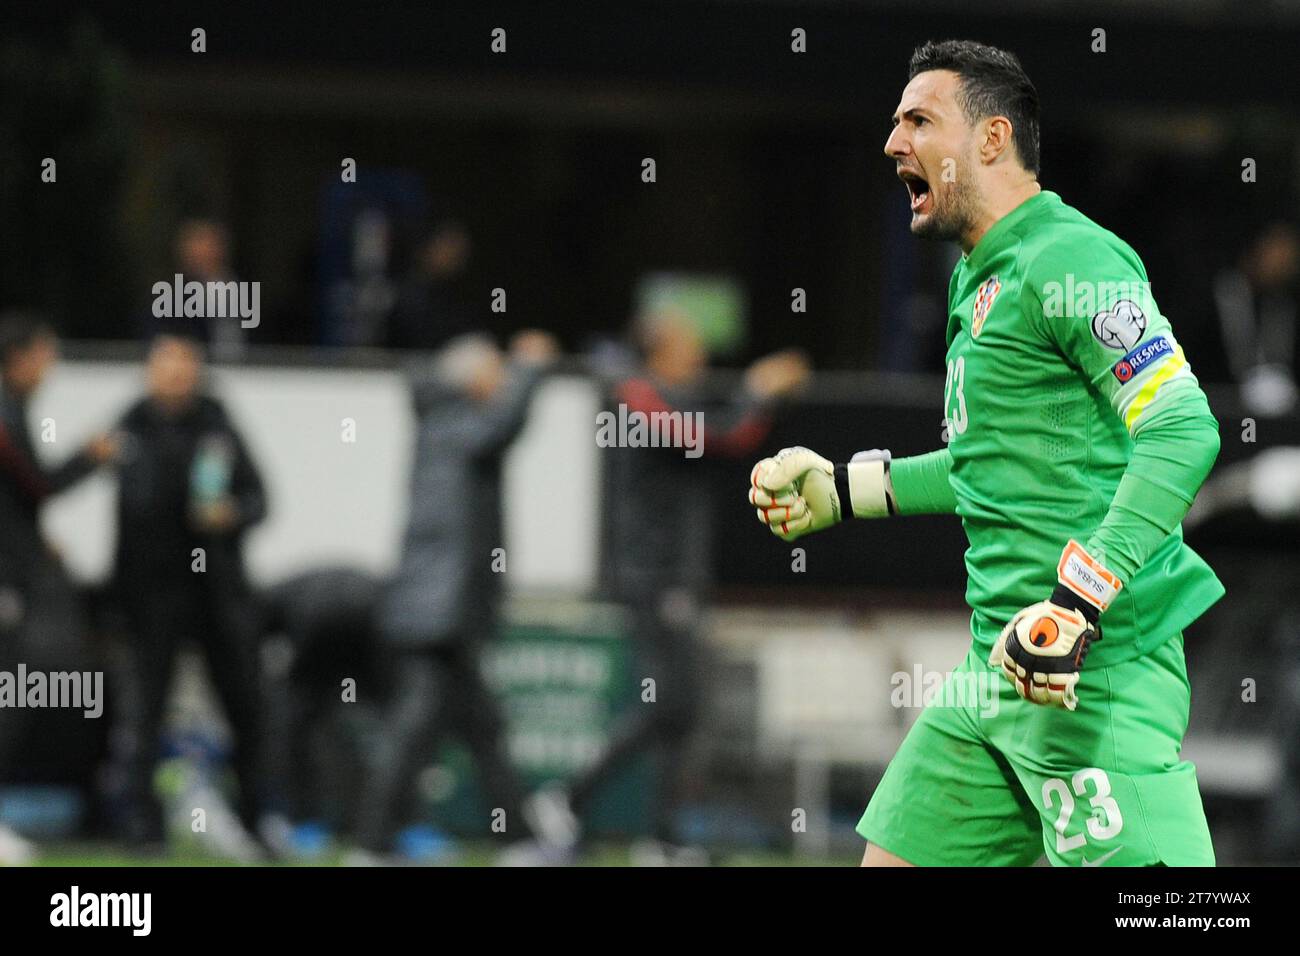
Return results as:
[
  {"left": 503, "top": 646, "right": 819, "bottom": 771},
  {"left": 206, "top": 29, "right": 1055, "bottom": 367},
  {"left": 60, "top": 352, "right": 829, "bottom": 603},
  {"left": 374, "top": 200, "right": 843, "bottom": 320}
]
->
[
  {"left": 749, "top": 446, "right": 897, "bottom": 541},
  {"left": 988, "top": 540, "right": 1123, "bottom": 711}
]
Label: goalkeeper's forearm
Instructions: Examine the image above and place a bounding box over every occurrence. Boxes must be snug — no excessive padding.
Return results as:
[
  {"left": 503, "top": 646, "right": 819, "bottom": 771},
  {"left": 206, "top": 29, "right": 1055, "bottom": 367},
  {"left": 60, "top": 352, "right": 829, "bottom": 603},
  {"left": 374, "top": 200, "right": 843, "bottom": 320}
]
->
[
  {"left": 890, "top": 448, "right": 959, "bottom": 516},
  {"left": 837, "top": 447, "right": 958, "bottom": 518},
  {"left": 1084, "top": 388, "right": 1220, "bottom": 582}
]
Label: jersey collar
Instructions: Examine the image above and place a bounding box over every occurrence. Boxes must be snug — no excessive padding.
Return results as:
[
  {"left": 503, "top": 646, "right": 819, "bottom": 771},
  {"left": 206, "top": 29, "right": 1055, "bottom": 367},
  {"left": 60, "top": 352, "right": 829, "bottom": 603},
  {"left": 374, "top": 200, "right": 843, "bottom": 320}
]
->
[{"left": 962, "top": 189, "right": 1059, "bottom": 275}]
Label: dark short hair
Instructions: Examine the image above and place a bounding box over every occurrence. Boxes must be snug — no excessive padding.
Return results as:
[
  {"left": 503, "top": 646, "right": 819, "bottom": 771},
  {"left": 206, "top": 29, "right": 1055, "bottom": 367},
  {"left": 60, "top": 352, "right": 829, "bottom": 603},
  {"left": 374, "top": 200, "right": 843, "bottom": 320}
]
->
[
  {"left": 909, "top": 40, "right": 1041, "bottom": 174},
  {"left": 0, "top": 311, "right": 55, "bottom": 365}
]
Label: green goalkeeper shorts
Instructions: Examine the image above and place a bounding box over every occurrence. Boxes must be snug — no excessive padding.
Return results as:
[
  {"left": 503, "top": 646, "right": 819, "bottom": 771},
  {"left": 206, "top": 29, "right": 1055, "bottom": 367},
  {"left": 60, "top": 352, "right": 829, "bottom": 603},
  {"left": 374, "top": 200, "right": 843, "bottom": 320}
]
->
[{"left": 856, "top": 632, "right": 1214, "bottom": 866}]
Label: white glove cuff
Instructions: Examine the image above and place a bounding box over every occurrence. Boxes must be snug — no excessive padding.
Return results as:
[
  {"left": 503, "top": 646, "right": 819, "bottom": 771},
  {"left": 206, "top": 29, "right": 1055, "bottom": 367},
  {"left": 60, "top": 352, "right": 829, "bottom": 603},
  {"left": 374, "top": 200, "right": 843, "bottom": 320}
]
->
[{"left": 845, "top": 449, "right": 895, "bottom": 518}]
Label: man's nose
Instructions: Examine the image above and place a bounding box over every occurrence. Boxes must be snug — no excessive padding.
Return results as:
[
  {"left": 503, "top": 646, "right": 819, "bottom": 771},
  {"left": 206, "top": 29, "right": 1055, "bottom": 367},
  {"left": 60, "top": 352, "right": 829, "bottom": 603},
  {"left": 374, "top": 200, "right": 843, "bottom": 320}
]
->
[{"left": 883, "top": 126, "right": 909, "bottom": 158}]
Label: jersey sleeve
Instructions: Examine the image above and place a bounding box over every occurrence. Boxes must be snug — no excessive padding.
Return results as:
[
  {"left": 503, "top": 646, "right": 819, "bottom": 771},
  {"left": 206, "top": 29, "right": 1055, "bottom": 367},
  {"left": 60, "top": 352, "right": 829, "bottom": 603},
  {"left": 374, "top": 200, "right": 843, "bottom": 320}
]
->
[
  {"left": 1022, "top": 237, "right": 1221, "bottom": 584},
  {"left": 890, "top": 448, "right": 958, "bottom": 515}
]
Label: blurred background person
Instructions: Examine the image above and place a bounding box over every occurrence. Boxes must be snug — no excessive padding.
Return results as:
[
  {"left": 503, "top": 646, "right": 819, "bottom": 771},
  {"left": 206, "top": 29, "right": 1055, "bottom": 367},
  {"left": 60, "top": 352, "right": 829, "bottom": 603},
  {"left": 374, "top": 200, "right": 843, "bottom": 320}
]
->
[
  {"left": 521, "top": 307, "right": 809, "bottom": 866},
  {"left": 387, "top": 220, "right": 475, "bottom": 351},
  {"left": 259, "top": 566, "right": 386, "bottom": 859},
  {"left": 353, "top": 329, "right": 559, "bottom": 863},
  {"left": 1184, "top": 444, "right": 1300, "bottom": 864},
  {"left": 108, "top": 334, "right": 268, "bottom": 852},
  {"left": 1214, "top": 221, "right": 1300, "bottom": 417},
  {"left": 323, "top": 205, "right": 400, "bottom": 348},
  {"left": 0, "top": 313, "right": 116, "bottom": 864},
  {"left": 142, "top": 220, "right": 249, "bottom": 362}
]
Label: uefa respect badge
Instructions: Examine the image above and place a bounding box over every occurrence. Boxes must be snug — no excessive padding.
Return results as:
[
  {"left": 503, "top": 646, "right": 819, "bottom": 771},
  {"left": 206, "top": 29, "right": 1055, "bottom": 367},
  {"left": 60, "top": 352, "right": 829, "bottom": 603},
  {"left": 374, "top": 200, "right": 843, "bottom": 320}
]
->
[{"left": 1112, "top": 334, "right": 1174, "bottom": 383}]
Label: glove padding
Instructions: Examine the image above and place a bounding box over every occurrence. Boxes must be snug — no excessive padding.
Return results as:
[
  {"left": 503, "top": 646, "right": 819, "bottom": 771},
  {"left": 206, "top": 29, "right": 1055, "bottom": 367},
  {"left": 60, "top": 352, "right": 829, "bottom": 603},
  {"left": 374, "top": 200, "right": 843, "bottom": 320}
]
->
[
  {"left": 988, "top": 539, "right": 1121, "bottom": 712},
  {"left": 988, "top": 599, "right": 1102, "bottom": 711},
  {"left": 749, "top": 446, "right": 841, "bottom": 541}
]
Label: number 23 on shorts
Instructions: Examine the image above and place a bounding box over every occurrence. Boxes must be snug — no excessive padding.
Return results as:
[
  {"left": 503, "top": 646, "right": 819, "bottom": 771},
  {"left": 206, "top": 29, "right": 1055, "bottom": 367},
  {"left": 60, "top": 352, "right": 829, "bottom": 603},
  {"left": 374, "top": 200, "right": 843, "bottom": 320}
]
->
[{"left": 1040, "top": 768, "right": 1126, "bottom": 865}]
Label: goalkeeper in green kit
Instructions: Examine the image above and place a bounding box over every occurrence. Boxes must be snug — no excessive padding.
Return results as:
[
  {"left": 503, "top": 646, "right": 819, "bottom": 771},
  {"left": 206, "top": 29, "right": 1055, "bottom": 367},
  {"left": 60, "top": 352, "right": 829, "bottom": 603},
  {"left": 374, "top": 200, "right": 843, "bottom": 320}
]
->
[{"left": 748, "top": 40, "right": 1223, "bottom": 866}]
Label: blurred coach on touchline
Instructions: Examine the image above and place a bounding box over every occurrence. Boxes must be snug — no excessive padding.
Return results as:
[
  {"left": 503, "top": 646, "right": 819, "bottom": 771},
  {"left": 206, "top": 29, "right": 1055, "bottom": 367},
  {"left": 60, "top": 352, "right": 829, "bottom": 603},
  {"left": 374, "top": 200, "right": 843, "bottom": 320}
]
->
[
  {"left": 110, "top": 333, "right": 269, "bottom": 848},
  {"left": 354, "top": 329, "right": 558, "bottom": 859}
]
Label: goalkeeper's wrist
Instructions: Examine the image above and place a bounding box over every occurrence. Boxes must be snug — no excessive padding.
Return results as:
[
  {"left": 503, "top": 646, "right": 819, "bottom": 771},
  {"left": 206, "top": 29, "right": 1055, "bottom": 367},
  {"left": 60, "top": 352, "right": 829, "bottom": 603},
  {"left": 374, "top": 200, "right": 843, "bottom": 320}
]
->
[
  {"left": 1049, "top": 583, "right": 1100, "bottom": 625},
  {"left": 833, "top": 449, "right": 896, "bottom": 519},
  {"left": 1052, "top": 539, "right": 1124, "bottom": 623}
]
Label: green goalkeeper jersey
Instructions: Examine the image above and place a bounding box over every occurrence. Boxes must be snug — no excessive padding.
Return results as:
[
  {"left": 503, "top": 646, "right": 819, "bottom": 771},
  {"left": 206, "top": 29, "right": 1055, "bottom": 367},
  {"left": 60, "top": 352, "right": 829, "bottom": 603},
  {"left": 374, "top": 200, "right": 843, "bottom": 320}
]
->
[{"left": 924, "top": 189, "right": 1224, "bottom": 667}]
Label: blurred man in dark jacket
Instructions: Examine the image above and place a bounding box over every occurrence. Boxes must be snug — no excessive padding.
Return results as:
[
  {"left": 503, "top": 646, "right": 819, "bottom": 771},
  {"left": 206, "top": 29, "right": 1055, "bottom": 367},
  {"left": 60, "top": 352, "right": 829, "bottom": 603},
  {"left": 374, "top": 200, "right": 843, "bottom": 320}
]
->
[
  {"left": 260, "top": 566, "right": 385, "bottom": 849},
  {"left": 523, "top": 307, "right": 808, "bottom": 864},
  {"left": 111, "top": 334, "right": 268, "bottom": 847},
  {"left": 171, "top": 220, "right": 249, "bottom": 361},
  {"left": 386, "top": 221, "right": 475, "bottom": 351},
  {"left": 0, "top": 315, "right": 116, "bottom": 595},
  {"left": 0, "top": 313, "right": 116, "bottom": 863},
  {"left": 1213, "top": 221, "right": 1299, "bottom": 416},
  {"left": 353, "top": 330, "right": 557, "bottom": 859}
]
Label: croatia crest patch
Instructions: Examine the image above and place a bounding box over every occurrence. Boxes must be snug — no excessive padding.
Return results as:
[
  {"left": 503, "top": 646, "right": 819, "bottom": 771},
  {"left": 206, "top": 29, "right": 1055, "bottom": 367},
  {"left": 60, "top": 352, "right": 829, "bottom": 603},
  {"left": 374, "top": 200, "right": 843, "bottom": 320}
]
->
[{"left": 972, "top": 276, "right": 1001, "bottom": 338}]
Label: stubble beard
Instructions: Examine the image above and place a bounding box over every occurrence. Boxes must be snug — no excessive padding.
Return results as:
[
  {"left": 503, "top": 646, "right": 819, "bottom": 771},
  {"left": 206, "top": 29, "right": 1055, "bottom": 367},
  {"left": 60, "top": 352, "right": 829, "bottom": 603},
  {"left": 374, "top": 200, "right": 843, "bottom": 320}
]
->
[{"left": 913, "top": 173, "right": 980, "bottom": 245}]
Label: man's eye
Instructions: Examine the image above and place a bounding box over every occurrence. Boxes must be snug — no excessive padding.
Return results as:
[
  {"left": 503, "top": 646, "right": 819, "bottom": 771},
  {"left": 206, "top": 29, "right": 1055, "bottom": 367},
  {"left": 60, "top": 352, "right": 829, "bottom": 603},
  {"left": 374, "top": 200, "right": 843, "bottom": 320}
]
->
[{"left": 914, "top": 116, "right": 927, "bottom": 127}]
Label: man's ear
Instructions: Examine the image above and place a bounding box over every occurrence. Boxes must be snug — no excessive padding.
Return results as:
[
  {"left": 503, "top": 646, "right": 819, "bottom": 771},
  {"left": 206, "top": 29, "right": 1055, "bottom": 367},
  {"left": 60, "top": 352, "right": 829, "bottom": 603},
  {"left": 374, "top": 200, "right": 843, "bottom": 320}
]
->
[{"left": 981, "top": 116, "right": 1015, "bottom": 164}]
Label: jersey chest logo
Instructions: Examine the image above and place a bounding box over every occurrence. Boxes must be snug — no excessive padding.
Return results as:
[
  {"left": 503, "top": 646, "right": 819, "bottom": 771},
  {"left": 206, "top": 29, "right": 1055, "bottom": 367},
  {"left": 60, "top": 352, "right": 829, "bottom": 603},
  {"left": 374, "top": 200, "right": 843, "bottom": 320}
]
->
[{"left": 971, "top": 276, "right": 1002, "bottom": 338}]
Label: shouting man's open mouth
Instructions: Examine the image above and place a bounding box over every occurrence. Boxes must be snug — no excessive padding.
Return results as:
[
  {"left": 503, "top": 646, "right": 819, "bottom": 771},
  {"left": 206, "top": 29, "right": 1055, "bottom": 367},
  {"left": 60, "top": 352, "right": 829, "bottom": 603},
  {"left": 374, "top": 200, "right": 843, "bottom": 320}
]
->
[{"left": 899, "top": 167, "right": 932, "bottom": 215}]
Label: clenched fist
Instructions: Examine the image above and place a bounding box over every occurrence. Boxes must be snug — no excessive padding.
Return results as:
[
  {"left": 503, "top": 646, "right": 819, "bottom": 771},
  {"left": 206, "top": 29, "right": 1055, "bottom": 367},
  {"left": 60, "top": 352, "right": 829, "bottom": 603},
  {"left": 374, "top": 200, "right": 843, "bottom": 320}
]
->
[{"left": 748, "top": 446, "right": 842, "bottom": 541}]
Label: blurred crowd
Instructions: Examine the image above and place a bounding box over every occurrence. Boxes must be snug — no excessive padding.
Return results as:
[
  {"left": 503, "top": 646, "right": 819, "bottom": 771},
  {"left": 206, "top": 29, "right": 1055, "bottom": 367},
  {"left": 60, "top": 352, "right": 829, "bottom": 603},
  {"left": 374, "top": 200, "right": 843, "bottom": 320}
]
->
[
  {"left": 142, "top": 211, "right": 1300, "bottom": 406},
  {"left": 0, "top": 278, "right": 811, "bottom": 864}
]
